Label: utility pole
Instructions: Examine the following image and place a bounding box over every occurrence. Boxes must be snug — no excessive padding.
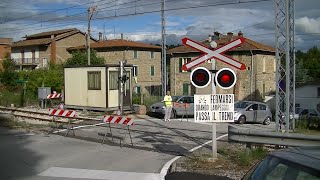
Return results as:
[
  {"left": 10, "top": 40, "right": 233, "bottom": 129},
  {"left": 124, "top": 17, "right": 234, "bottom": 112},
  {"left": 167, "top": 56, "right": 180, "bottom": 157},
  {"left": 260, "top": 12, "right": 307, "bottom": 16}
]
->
[
  {"left": 275, "top": 0, "right": 295, "bottom": 133},
  {"left": 161, "top": 0, "right": 166, "bottom": 96},
  {"left": 118, "top": 60, "right": 129, "bottom": 116},
  {"left": 87, "top": 7, "right": 96, "bottom": 65}
]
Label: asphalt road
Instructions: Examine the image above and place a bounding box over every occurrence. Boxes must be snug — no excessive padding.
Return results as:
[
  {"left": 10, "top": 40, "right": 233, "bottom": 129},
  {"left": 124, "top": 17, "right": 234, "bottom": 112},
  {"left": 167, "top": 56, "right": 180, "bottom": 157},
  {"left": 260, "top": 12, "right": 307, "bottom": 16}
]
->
[{"left": 0, "top": 116, "right": 274, "bottom": 180}]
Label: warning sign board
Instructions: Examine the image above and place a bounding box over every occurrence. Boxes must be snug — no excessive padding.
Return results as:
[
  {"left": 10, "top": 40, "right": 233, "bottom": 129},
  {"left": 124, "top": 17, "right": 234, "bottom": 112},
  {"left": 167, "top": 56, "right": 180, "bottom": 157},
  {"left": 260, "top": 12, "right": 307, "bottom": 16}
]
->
[{"left": 194, "top": 94, "right": 234, "bottom": 123}]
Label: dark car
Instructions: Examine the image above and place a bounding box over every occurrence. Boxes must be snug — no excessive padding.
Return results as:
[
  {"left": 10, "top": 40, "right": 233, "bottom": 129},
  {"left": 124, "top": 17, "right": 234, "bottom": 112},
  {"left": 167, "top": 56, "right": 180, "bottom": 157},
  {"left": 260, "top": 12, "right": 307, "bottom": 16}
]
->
[{"left": 242, "top": 146, "right": 320, "bottom": 180}]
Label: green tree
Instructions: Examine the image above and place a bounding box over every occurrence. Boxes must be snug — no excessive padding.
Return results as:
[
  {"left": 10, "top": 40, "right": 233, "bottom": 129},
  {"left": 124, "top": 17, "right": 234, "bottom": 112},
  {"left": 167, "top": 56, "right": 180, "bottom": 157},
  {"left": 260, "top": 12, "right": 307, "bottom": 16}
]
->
[
  {"left": 0, "top": 55, "right": 18, "bottom": 87},
  {"left": 65, "top": 49, "right": 105, "bottom": 66},
  {"left": 296, "top": 47, "right": 320, "bottom": 82},
  {"left": 303, "top": 47, "right": 320, "bottom": 79}
]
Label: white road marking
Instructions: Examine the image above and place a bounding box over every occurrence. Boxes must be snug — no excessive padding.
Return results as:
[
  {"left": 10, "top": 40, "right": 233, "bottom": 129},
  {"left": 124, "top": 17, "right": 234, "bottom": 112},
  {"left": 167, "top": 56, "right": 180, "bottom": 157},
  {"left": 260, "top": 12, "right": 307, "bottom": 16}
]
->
[
  {"left": 53, "top": 119, "right": 145, "bottom": 133},
  {"left": 14, "top": 133, "right": 35, "bottom": 137},
  {"left": 159, "top": 133, "right": 228, "bottom": 180},
  {"left": 38, "top": 167, "right": 160, "bottom": 180}
]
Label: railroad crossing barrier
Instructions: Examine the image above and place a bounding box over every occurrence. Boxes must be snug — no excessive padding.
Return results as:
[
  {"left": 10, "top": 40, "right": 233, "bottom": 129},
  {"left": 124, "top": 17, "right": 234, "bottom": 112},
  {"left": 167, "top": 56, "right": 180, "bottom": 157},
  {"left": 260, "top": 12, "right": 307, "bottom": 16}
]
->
[
  {"left": 48, "top": 108, "right": 77, "bottom": 136},
  {"left": 102, "top": 115, "right": 134, "bottom": 147},
  {"left": 47, "top": 91, "right": 63, "bottom": 108},
  {"left": 228, "top": 124, "right": 320, "bottom": 147},
  {"left": 47, "top": 91, "right": 63, "bottom": 99},
  {"left": 173, "top": 102, "right": 189, "bottom": 121}
]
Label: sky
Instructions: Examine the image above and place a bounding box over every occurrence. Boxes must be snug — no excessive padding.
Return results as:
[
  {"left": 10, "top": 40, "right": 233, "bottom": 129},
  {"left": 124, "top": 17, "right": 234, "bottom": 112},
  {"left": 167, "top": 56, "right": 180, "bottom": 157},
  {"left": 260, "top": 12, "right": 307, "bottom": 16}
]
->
[{"left": 0, "top": 0, "right": 319, "bottom": 51}]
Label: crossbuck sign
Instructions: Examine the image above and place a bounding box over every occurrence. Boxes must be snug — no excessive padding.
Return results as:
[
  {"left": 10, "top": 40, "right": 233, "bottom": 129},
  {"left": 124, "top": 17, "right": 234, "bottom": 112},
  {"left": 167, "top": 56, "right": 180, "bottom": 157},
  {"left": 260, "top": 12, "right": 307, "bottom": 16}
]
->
[
  {"left": 194, "top": 94, "right": 234, "bottom": 123},
  {"left": 181, "top": 37, "right": 246, "bottom": 71}
]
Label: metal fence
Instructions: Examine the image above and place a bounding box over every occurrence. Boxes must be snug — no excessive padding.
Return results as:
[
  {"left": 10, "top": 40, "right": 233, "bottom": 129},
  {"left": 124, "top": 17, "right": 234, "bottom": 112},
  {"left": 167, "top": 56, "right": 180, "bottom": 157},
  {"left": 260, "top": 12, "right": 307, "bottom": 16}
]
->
[{"left": 228, "top": 125, "right": 320, "bottom": 147}]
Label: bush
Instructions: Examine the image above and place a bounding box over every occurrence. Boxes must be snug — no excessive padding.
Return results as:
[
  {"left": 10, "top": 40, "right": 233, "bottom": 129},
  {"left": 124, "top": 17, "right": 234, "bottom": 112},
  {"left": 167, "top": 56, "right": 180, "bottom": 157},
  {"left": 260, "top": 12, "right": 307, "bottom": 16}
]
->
[{"left": 132, "top": 93, "right": 141, "bottom": 105}]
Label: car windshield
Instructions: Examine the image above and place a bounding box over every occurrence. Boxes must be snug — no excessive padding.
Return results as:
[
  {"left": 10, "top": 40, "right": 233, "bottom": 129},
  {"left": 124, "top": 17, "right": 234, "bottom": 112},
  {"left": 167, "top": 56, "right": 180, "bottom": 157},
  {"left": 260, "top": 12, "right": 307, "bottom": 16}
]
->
[
  {"left": 172, "top": 96, "right": 181, "bottom": 102},
  {"left": 234, "top": 101, "right": 251, "bottom": 109}
]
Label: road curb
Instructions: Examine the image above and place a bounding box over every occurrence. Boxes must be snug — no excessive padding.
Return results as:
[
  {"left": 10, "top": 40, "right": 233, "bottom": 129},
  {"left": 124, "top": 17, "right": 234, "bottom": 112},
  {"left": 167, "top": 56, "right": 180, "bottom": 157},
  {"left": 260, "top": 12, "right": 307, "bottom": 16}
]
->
[{"left": 160, "top": 134, "right": 228, "bottom": 180}]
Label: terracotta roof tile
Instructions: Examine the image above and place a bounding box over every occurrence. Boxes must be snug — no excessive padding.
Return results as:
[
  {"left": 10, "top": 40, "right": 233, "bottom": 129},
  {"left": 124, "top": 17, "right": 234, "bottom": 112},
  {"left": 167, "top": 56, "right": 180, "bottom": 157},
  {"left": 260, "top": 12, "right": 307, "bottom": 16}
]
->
[
  {"left": 68, "top": 39, "right": 162, "bottom": 51},
  {"left": 25, "top": 28, "right": 77, "bottom": 39},
  {"left": 12, "top": 38, "right": 51, "bottom": 47},
  {"left": 12, "top": 28, "right": 93, "bottom": 47},
  {"left": 167, "top": 35, "right": 275, "bottom": 54}
]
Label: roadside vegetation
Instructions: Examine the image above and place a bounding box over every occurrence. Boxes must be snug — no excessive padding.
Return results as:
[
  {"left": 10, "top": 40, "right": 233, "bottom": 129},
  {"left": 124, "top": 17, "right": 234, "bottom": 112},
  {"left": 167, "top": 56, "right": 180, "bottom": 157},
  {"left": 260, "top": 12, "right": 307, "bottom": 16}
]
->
[
  {"left": 295, "top": 117, "right": 320, "bottom": 135},
  {"left": 175, "top": 144, "right": 269, "bottom": 179}
]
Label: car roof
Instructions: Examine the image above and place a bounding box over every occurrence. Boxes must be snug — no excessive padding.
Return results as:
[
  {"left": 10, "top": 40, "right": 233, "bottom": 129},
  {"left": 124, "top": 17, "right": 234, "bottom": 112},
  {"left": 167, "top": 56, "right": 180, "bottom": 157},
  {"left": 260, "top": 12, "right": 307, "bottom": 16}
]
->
[
  {"left": 236, "top": 101, "right": 267, "bottom": 105},
  {"left": 270, "top": 146, "right": 320, "bottom": 171}
]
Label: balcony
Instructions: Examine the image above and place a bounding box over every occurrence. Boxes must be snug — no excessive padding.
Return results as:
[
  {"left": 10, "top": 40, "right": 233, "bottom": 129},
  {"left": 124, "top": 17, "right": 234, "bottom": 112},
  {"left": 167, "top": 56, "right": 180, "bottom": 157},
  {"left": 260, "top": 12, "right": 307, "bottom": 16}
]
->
[{"left": 14, "top": 58, "right": 39, "bottom": 65}]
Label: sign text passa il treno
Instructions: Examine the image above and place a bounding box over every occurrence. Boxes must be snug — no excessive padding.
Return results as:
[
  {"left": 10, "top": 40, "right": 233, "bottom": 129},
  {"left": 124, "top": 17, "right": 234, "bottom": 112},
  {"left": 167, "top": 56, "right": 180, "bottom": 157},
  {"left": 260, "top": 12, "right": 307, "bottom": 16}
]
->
[{"left": 194, "top": 94, "right": 234, "bottom": 123}]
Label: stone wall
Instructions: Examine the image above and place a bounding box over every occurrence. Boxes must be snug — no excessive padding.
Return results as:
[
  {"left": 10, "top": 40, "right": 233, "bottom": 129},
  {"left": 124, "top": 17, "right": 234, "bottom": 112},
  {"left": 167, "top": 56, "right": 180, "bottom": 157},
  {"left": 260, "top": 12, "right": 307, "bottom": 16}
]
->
[{"left": 97, "top": 50, "right": 162, "bottom": 96}]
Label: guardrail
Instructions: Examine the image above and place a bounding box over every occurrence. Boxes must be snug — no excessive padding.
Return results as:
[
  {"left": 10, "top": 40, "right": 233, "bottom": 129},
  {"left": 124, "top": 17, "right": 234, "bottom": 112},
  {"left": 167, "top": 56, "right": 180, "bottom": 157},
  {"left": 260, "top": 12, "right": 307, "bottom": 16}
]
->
[{"left": 228, "top": 125, "right": 320, "bottom": 147}]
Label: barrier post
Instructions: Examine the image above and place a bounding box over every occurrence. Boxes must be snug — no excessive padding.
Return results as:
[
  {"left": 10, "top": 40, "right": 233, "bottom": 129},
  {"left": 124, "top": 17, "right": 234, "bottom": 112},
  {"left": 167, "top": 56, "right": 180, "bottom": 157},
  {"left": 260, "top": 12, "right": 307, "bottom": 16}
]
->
[{"left": 101, "top": 115, "right": 134, "bottom": 147}]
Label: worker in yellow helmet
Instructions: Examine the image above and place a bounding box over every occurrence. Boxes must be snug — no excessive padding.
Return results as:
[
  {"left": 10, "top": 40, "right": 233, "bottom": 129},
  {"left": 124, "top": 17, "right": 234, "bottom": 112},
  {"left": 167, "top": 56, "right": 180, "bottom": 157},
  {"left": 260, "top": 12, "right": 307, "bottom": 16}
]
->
[{"left": 163, "top": 91, "right": 173, "bottom": 121}]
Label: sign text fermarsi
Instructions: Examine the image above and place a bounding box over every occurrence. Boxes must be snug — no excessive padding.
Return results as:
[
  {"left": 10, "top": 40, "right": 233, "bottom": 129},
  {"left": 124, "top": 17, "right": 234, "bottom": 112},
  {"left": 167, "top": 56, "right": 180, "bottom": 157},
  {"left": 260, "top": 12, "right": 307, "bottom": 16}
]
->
[{"left": 194, "top": 94, "right": 234, "bottom": 123}]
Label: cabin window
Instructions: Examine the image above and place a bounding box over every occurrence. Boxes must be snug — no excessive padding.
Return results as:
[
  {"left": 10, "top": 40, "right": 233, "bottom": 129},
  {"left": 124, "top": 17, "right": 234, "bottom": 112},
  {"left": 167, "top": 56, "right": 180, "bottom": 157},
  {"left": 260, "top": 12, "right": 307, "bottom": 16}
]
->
[
  {"left": 109, "top": 71, "right": 118, "bottom": 90},
  {"left": 88, "top": 71, "right": 101, "bottom": 90}
]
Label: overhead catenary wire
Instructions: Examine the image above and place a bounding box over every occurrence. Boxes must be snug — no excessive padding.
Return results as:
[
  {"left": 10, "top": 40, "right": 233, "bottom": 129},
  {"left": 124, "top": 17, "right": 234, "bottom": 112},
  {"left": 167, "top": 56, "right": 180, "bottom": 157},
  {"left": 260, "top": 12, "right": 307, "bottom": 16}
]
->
[{"left": 0, "top": 0, "right": 273, "bottom": 36}]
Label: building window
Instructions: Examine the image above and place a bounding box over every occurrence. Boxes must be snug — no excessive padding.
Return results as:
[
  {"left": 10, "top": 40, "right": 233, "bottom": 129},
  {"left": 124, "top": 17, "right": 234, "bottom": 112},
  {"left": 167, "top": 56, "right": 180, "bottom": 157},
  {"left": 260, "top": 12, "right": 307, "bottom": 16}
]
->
[
  {"left": 150, "top": 51, "right": 154, "bottom": 59},
  {"left": 31, "top": 50, "right": 35, "bottom": 61},
  {"left": 150, "top": 66, "right": 154, "bottom": 76},
  {"left": 88, "top": 71, "right": 101, "bottom": 90},
  {"left": 21, "top": 50, "right": 25, "bottom": 64},
  {"left": 109, "top": 71, "right": 118, "bottom": 90},
  {"left": 151, "top": 85, "right": 155, "bottom": 95},
  {"left": 133, "top": 50, "right": 138, "bottom": 59},
  {"left": 179, "top": 58, "right": 191, "bottom": 72},
  {"left": 318, "top": 87, "right": 320, "bottom": 97},
  {"left": 42, "top": 58, "right": 48, "bottom": 68},
  {"left": 135, "top": 86, "right": 141, "bottom": 94},
  {"left": 183, "top": 83, "right": 189, "bottom": 95},
  {"left": 133, "top": 65, "right": 138, "bottom": 76}
]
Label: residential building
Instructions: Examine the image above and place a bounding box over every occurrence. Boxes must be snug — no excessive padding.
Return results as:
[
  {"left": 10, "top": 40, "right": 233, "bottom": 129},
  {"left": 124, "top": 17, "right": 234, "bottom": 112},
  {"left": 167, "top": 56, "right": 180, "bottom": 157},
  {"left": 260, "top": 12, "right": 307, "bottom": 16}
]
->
[
  {"left": 0, "top": 38, "right": 12, "bottom": 70},
  {"left": 168, "top": 32, "right": 276, "bottom": 101},
  {"left": 295, "top": 81, "right": 320, "bottom": 113},
  {"left": 68, "top": 37, "right": 162, "bottom": 96},
  {"left": 11, "top": 28, "right": 96, "bottom": 70}
]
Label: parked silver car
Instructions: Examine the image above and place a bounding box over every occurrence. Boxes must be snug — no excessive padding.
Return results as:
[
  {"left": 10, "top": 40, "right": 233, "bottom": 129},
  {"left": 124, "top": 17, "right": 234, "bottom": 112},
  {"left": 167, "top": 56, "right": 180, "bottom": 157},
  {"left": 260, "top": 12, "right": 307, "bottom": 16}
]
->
[
  {"left": 149, "top": 96, "right": 194, "bottom": 118},
  {"left": 234, "top": 101, "right": 272, "bottom": 125}
]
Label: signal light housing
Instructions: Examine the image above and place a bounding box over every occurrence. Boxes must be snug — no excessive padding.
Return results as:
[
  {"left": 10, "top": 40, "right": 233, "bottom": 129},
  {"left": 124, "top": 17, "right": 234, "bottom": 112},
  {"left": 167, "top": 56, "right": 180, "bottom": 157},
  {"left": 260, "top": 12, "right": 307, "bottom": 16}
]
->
[
  {"left": 190, "top": 67, "right": 211, "bottom": 88},
  {"left": 215, "top": 68, "right": 237, "bottom": 89}
]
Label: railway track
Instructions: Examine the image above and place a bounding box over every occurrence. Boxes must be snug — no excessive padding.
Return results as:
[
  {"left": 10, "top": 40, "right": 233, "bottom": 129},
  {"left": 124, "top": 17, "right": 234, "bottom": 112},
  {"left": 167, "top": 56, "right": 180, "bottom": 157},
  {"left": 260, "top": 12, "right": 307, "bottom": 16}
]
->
[{"left": 0, "top": 106, "right": 102, "bottom": 125}]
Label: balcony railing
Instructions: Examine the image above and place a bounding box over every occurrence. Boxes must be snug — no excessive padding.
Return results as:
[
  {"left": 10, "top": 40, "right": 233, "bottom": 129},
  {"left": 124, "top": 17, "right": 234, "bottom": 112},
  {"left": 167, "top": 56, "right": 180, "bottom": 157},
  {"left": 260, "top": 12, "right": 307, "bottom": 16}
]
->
[{"left": 14, "top": 58, "right": 39, "bottom": 65}]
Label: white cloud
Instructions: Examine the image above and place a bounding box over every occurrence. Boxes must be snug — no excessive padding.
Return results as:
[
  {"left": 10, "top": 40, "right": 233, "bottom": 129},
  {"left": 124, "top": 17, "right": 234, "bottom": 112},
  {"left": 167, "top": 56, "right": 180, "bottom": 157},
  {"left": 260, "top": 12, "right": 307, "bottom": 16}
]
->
[{"left": 296, "top": 17, "right": 320, "bottom": 34}]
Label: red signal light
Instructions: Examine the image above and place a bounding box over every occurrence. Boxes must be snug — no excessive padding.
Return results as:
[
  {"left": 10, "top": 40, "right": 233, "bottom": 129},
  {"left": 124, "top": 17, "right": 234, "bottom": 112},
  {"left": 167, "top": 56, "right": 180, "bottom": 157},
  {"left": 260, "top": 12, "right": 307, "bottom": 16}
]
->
[
  {"left": 190, "top": 67, "right": 211, "bottom": 88},
  {"left": 215, "top": 68, "right": 237, "bottom": 89}
]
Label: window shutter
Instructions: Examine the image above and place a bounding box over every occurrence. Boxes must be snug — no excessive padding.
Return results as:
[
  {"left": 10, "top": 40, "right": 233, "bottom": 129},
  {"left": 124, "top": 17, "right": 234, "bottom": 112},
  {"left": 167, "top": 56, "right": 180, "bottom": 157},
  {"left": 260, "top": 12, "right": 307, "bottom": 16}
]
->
[
  {"left": 179, "top": 58, "right": 182, "bottom": 72},
  {"left": 187, "top": 58, "right": 192, "bottom": 72}
]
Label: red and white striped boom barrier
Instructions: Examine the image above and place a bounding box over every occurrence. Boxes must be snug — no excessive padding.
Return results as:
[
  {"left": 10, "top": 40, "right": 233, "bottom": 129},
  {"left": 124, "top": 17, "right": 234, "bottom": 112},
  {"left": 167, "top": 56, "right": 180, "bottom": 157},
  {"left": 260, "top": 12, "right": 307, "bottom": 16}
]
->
[
  {"left": 48, "top": 108, "right": 77, "bottom": 136},
  {"left": 47, "top": 93, "right": 63, "bottom": 99},
  {"left": 103, "top": 115, "right": 134, "bottom": 126},
  {"left": 49, "top": 108, "right": 76, "bottom": 118},
  {"left": 102, "top": 115, "right": 134, "bottom": 147}
]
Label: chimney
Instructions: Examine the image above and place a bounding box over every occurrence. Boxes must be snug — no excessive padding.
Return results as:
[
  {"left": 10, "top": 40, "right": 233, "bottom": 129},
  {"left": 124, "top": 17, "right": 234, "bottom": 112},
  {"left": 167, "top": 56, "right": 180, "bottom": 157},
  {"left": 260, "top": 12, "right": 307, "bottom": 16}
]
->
[
  {"left": 50, "top": 34, "right": 56, "bottom": 64},
  {"left": 121, "top": 33, "right": 123, "bottom": 40},
  {"left": 238, "top": 31, "right": 243, "bottom": 37},
  {"left": 99, "top": 32, "right": 102, "bottom": 42},
  {"left": 227, "top": 32, "right": 233, "bottom": 41}
]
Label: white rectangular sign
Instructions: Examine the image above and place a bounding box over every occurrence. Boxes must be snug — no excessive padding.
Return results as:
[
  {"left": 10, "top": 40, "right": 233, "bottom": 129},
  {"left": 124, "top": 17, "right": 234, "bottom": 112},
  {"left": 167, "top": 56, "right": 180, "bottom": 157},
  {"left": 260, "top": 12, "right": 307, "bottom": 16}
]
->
[{"left": 194, "top": 94, "right": 234, "bottom": 123}]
